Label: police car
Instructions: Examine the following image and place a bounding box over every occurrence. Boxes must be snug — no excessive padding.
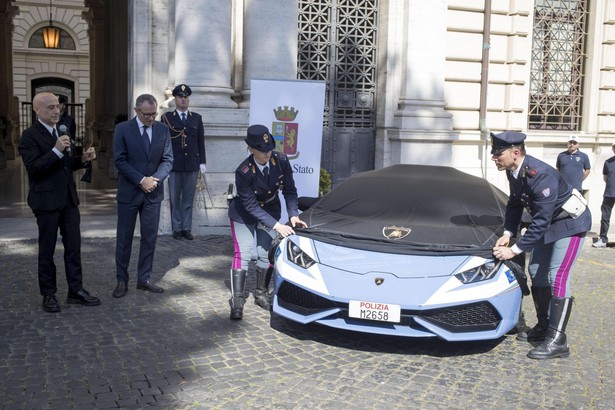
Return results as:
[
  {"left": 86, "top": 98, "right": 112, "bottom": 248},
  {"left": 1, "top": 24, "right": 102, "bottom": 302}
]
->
[{"left": 270, "top": 164, "right": 524, "bottom": 341}]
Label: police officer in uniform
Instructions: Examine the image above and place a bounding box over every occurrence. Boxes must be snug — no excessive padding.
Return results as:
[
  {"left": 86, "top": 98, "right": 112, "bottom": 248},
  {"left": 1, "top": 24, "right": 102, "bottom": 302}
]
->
[
  {"left": 491, "top": 131, "right": 591, "bottom": 359},
  {"left": 161, "top": 84, "right": 206, "bottom": 240},
  {"left": 227, "top": 124, "right": 307, "bottom": 320}
]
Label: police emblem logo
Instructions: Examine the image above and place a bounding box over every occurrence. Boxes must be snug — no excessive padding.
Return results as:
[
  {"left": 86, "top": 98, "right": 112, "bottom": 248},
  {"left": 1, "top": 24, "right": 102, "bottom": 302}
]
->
[
  {"left": 382, "top": 226, "right": 411, "bottom": 240},
  {"left": 272, "top": 106, "right": 300, "bottom": 159},
  {"left": 263, "top": 133, "right": 270, "bottom": 143},
  {"left": 541, "top": 187, "right": 551, "bottom": 198},
  {"left": 375, "top": 277, "right": 384, "bottom": 286},
  {"left": 272, "top": 121, "right": 299, "bottom": 156}
]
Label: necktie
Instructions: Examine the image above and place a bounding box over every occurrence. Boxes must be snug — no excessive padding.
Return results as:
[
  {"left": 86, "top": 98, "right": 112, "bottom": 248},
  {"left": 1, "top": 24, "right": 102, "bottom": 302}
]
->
[
  {"left": 263, "top": 166, "right": 269, "bottom": 181},
  {"left": 142, "top": 125, "right": 150, "bottom": 150},
  {"left": 52, "top": 128, "right": 57, "bottom": 139},
  {"left": 181, "top": 112, "right": 186, "bottom": 124}
]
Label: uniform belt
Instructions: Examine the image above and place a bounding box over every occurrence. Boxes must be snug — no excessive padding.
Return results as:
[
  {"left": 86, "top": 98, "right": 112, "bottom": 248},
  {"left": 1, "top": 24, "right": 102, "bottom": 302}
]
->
[
  {"left": 259, "top": 194, "right": 278, "bottom": 206},
  {"left": 552, "top": 208, "right": 571, "bottom": 222},
  {"left": 552, "top": 189, "right": 587, "bottom": 222}
]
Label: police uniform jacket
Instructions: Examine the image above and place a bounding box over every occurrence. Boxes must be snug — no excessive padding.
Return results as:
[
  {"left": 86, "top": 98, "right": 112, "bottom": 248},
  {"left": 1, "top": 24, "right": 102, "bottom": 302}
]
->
[
  {"left": 504, "top": 155, "right": 591, "bottom": 252},
  {"left": 161, "top": 110, "right": 205, "bottom": 172},
  {"left": 228, "top": 152, "right": 300, "bottom": 229}
]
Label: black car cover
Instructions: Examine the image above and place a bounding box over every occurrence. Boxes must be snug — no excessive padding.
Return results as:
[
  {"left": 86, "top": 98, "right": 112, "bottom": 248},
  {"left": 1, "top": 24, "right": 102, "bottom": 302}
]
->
[{"left": 295, "top": 164, "right": 509, "bottom": 257}]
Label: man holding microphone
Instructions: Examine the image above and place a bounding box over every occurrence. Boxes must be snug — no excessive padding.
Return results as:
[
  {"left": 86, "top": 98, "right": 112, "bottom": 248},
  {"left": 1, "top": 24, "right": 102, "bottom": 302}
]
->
[{"left": 19, "top": 92, "right": 100, "bottom": 313}]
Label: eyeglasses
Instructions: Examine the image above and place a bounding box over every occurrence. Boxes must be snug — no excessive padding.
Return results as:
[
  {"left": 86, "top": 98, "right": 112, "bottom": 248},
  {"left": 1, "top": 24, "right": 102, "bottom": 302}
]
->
[
  {"left": 568, "top": 141, "right": 578, "bottom": 145},
  {"left": 137, "top": 109, "right": 157, "bottom": 118}
]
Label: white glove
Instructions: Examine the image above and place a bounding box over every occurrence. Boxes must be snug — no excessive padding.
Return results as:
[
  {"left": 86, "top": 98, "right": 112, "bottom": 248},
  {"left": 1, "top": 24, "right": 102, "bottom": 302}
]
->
[{"left": 199, "top": 164, "right": 206, "bottom": 174}]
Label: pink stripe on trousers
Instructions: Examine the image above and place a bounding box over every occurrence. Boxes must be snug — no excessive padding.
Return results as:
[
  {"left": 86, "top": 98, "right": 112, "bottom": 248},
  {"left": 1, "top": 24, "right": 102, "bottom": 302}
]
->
[
  {"left": 553, "top": 234, "right": 582, "bottom": 298},
  {"left": 230, "top": 220, "right": 242, "bottom": 270}
]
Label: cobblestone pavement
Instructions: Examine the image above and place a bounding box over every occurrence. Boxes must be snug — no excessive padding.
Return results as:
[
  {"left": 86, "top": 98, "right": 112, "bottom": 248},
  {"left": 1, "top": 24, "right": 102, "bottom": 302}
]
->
[{"left": 1, "top": 230, "right": 614, "bottom": 409}]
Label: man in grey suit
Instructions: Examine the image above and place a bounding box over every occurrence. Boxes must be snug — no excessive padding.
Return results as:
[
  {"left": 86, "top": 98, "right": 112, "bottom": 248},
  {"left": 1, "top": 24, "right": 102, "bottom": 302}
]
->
[{"left": 112, "top": 94, "right": 173, "bottom": 298}]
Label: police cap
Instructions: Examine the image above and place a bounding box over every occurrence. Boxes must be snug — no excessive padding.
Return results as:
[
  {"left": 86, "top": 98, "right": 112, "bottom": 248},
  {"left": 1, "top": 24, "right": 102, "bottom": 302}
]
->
[
  {"left": 491, "top": 131, "right": 526, "bottom": 155},
  {"left": 172, "top": 84, "right": 192, "bottom": 97},
  {"left": 245, "top": 124, "right": 276, "bottom": 152}
]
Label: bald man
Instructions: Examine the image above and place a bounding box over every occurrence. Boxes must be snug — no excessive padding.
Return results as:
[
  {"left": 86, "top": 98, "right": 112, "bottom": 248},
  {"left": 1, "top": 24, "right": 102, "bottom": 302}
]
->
[{"left": 19, "top": 92, "right": 100, "bottom": 313}]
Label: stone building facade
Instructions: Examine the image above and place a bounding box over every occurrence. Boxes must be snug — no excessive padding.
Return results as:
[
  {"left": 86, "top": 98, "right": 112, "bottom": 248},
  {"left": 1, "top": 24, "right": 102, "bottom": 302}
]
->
[{"left": 1, "top": 0, "right": 614, "bottom": 233}]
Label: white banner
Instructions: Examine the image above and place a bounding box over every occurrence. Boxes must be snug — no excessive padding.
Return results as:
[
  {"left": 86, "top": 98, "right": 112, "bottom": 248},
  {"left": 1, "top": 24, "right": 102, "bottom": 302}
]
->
[{"left": 250, "top": 78, "right": 326, "bottom": 219}]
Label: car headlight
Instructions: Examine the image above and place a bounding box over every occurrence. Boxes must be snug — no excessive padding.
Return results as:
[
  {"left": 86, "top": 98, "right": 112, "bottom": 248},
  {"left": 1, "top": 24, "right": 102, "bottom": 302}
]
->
[
  {"left": 454, "top": 261, "right": 500, "bottom": 284},
  {"left": 286, "top": 241, "right": 316, "bottom": 269}
]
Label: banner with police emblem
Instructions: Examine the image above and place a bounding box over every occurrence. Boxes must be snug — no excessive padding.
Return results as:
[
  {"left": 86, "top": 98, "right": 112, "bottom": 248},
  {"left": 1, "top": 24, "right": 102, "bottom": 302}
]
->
[{"left": 250, "top": 79, "right": 326, "bottom": 219}]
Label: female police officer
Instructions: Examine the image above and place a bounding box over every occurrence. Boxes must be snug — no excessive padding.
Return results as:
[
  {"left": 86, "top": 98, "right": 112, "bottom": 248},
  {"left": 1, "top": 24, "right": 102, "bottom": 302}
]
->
[{"left": 227, "top": 124, "right": 307, "bottom": 320}]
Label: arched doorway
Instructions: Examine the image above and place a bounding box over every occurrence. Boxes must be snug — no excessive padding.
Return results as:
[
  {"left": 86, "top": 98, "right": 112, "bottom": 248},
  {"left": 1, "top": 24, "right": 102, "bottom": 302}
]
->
[{"left": 0, "top": 0, "right": 125, "bottom": 218}]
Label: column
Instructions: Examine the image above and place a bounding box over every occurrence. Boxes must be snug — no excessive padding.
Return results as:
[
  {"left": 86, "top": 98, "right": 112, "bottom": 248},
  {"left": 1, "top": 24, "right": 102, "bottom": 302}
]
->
[
  {"left": 239, "top": 0, "right": 298, "bottom": 107},
  {"left": 389, "top": 0, "right": 455, "bottom": 165},
  {"left": 174, "top": 0, "right": 237, "bottom": 108},
  {"left": 0, "top": 2, "right": 18, "bottom": 165}
]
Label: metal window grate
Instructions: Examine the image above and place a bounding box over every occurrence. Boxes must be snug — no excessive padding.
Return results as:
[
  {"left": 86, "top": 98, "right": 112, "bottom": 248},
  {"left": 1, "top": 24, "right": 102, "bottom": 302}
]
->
[
  {"left": 528, "top": 0, "right": 589, "bottom": 131},
  {"left": 297, "top": 0, "right": 378, "bottom": 129}
]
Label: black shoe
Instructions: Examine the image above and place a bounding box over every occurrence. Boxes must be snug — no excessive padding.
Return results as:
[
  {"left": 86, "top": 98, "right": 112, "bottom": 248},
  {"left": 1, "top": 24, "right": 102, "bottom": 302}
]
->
[
  {"left": 516, "top": 324, "right": 548, "bottom": 342},
  {"left": 182, "top": 230, "right": 194, "bottom": 240},
  {"left": 42, "top": 295, "right": 61, "bottom": 313},
  {"left": 67, "top": 289, "right": 101, "bottom": 306},
  {"left": 229, "top": 297, "right": 245, "bottom": 320},
  {"left": 112, "top": 281, "right": 128, "bottom": 298},
  {"left": 137, "top": 280, "right": 164, "bottom": 293},
  {"left": 172, "top": 231, "right": 182, "bottom": 239},
  {"left": 254, "top": 292, "right": 270, "bottom": 310}
]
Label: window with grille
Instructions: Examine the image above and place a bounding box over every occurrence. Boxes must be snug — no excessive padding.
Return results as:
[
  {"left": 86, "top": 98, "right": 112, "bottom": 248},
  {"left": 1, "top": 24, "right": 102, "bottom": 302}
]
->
[
  {"left": 528, "top": 0, "right": 589, "bottom": 131},
  {"left": 297, "top": 0, "right": 378, "bottom": 129}
]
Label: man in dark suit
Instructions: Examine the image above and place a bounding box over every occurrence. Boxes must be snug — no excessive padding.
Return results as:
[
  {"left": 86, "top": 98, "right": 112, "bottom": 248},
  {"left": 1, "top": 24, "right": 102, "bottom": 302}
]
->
[
  {"left": 112, "top": 94, "right": 173, "bottom": 298},
  {"left": 161, "top": 84, "right": 206, "bottom": 240},
  {"left": 18, "top": 92, "right": 100, "bottom": 313}
]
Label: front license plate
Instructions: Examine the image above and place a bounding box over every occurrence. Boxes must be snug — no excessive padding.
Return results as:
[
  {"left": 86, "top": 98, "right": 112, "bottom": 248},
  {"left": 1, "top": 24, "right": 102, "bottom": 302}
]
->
[{"left": 348, "top": 300, "right": 401, "bottom": 323}]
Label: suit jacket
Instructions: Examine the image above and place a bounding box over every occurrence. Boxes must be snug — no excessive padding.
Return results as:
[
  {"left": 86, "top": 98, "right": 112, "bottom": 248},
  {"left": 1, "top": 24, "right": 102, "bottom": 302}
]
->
[
  {"left": 228, "top": 152, "right": 299, "bottom": 230},
  {"left": 113, "top": 118, "right": 173, "bottom": 204},
  {"left": 18, "top": 121, "right": 86, "bottom": 211},
  {"left": 504, "top": 155, "right": 591, "bottom": 251},
  {"left": 161, "top": 110, "right": 206, "bottom": 171}
]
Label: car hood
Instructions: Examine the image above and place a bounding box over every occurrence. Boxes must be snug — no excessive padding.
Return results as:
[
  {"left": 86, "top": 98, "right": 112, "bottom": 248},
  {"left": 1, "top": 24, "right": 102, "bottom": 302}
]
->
[
  {"left": 296, "top": 165, "right": 508, "bottom": 257},
  {"left": 311, "top": 239, "right": 477, "bottom": 278}
]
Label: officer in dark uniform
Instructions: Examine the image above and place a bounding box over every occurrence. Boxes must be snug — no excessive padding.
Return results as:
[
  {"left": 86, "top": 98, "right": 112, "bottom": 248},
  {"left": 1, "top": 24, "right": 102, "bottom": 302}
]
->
[
  {"left": 161, "top": 84, "right": 206, "bottom": 240},
  {"left": 491, "top": 131, "right": 591, "bottom": 360},
  {"left": 227, "top": 124, "right": 307, "bottom": 320}
]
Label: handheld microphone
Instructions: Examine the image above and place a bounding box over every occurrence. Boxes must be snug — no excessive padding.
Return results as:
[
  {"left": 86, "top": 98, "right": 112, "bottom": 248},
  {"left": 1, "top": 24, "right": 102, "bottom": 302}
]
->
[{"left": 58, "top": 125, "right": 70, "bottom": 153}]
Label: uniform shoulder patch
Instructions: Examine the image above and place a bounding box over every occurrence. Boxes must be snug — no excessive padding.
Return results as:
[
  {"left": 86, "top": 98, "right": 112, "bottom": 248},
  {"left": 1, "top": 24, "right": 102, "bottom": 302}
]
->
[{"left": 241, "top": 164, "right": 250, "bottom": 174}]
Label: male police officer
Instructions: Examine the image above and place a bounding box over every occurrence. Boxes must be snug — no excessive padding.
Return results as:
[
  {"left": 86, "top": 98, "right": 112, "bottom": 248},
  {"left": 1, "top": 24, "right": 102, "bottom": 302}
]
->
[
  {"left": 490, "top": 131, "right": 591, "bottom": 359},
  {"left": 161, "top": 84, "right": 206, "bottom": 240}
]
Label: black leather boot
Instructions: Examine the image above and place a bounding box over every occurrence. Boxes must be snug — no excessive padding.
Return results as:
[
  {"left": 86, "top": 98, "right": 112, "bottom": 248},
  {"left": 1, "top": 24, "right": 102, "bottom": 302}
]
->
[
  {"left": 517, "top": 286, "right": 551, "bottom": 342},
  {"left": 229, "top": 269, "right": 247, "bottom": 320},
  {"left": 254, "top": 267, "right": 270, "bottom": 309},
  {"left": 527, "top": 296, "right": 573, "bottom": 359}
]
